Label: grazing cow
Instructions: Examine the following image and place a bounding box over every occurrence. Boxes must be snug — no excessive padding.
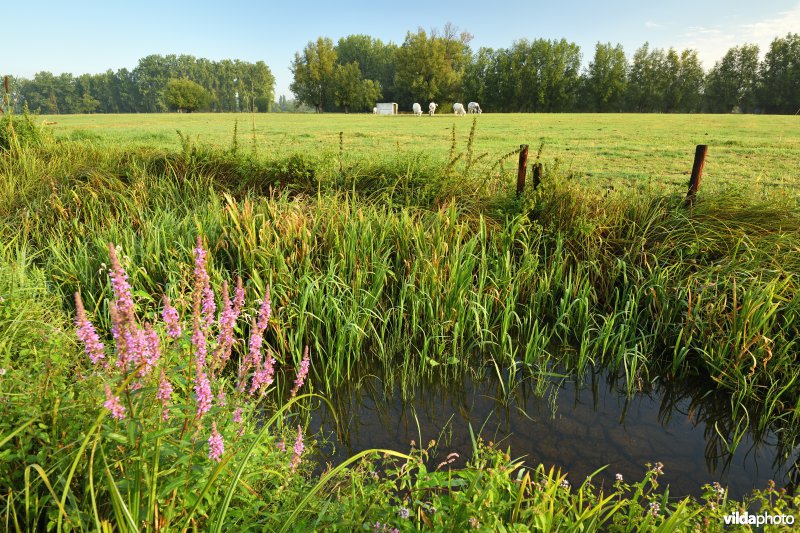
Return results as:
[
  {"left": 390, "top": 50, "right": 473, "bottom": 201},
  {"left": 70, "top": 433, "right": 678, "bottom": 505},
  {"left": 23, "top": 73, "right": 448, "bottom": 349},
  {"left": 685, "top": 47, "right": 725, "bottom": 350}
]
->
[
  {"left": 412, "top": 103, "right": 423, "bottom": 116},
  {"left": 429, "top": 102, "right": 438, "bottom": 116},
  {"left": 468, "top": 102, "right": 482, "bottom": 114},
  {"left": 373, "top": 107, "right": 377, "bottom": 115},
  {"left": 453, "top": 103, "right": 466, "bottom": 116}
]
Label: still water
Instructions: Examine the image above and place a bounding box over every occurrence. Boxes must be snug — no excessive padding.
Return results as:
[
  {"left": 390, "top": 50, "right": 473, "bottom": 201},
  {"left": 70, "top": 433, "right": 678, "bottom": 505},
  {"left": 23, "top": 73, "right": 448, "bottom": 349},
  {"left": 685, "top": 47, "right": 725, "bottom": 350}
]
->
[{"left": 308, "top": 368, "right": 797, "bottom": 499}]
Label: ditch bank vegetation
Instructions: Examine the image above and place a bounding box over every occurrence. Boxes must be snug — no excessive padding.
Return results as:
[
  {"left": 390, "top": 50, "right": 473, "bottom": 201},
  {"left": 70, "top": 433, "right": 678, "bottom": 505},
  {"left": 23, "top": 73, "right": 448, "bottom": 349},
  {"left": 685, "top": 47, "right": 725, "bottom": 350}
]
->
[{"left": 1, "top": 117, "right": 799, "bottom": 529}]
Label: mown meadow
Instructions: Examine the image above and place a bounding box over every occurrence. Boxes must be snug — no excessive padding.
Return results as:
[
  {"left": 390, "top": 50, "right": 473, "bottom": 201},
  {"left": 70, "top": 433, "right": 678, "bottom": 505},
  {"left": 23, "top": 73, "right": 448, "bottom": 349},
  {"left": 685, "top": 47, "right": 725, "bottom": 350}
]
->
[{"left": 1, "top": 111, "right": 799, "bottom": 530}]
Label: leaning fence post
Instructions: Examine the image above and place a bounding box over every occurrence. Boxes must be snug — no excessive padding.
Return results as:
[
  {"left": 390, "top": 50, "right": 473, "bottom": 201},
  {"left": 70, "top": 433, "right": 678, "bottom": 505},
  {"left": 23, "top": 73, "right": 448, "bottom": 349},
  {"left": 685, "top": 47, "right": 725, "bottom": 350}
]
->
[
  {"left": 686, "top": 144, "right": 708, "bottom": 206},
  {"left": 516, "top": 144, "right": 529, "bottom": 197},
  {"left": 532, "top": 162, "right": 543, "bottom": 190}
]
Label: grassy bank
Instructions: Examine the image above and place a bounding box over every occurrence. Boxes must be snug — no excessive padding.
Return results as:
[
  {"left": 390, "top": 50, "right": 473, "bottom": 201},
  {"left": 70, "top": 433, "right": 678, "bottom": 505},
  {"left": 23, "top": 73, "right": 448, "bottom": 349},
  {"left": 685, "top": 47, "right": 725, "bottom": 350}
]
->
[{"left": 1, "top": 114, "right": 799, "bottom": 529}]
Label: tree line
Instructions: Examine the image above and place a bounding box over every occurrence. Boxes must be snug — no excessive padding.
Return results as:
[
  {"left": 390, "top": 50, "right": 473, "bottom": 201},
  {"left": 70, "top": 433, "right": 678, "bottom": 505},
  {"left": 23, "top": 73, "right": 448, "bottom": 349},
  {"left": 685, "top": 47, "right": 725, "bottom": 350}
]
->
[
  {"left": 7, "top": 54, "right": 275, "bottom": 114},
  {"left": 291, "top": 27, "right": 799, "bottom": 114},
  {"left": 5, "top": 30, "right": 797, "bottom": 115}
]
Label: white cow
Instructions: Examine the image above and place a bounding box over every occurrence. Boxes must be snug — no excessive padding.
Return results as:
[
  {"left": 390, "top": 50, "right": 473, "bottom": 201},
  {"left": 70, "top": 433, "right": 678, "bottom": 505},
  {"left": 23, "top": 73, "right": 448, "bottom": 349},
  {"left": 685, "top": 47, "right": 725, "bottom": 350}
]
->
[
  {"left": 453, "top": 103, "right": 466, "bottom": 116},
  {"left": 468, "top": 102, "right": 482, "bottom": 114},
  {"left": 372, "top": 106, "right": 377, "bottom": 115},
  {"left": 429, "top": 102, "right": 438, "bottom": 116},
  {"left": 412, "top": 103, "right": 422, "bottom": 116}
]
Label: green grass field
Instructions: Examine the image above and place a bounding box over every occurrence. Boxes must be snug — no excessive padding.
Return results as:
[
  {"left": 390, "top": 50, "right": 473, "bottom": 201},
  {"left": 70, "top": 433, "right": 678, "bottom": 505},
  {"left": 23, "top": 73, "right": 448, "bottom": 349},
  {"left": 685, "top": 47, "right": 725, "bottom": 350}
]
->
[{"left": 44, "top": 112, "right": 800, "bottom": 195}]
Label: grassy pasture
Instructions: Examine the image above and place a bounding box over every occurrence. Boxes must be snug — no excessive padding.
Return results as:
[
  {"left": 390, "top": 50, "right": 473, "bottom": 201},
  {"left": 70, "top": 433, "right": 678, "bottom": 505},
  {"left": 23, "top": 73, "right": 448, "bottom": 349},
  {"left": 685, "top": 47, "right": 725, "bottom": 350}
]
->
[{"left": 44, "top": 112, "right": 800, "bottom": 195}]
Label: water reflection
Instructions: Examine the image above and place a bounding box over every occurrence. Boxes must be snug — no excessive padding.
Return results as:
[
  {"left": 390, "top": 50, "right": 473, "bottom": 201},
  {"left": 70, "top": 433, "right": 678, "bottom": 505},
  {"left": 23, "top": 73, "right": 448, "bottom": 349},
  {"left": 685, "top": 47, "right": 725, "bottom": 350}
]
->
[{"left": 308, "top": 366, "right": 797, "bottom": 499}]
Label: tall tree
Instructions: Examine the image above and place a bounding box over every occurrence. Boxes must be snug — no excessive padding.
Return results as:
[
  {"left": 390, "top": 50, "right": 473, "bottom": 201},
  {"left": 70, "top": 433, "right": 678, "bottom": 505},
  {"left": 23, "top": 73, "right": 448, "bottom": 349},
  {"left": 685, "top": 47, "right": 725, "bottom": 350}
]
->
[
  {"left": 584, "top": 43, "right": 627, "bottom": 112},
  {"left": 626, "top": 43, "right": 668, "bottom": 112},
  {"left": 290, "top": 37, "right": 337, "bottom": 112},
  {"left": 759, "top": 33, "right": 800, "bottom": 114},
  {"left": 333, "top": 62, "right": 381, "bottom": 113},
  {"left": 336, "top": 35, "right": 397, "bottom": 101},
  {"left": 705, "top": 44, "right": 760, "bottom": 113},
  {"left": 394, "top": 27, "right": 471, "bottom": 104},
  {"left": 164, "top": 78, "right": 210, "bottom": 112}
]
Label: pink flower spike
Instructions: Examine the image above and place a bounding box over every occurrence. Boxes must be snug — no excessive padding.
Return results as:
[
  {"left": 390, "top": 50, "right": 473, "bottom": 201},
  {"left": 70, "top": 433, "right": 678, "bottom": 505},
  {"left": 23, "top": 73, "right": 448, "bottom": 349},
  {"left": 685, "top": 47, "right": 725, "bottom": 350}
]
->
[
  {"left": 215, "top": 280, "right": 239, "bottom": 369},
  {"left": 162, "top": 296, "right": 182, "bottom": 339},
  {"left": 208, "top": 422, "right": 224, "bottom": 462},
  {"left": 232, "top": 277, "right": 245, "bottom": 315},
  {"left": 157, "top": 372, "right": 173, "bottom": 404},
  {"left": 257, "top": 287, "right": 271, "bottom": 331},
  {"left": 75, "top": 293, "right": 105, "bottom": 364},
  {"left": 194, "top": 369, "right": 212, "bottom": 417},
  {"left": 103, "top": 384, "right": 126, "bottom": 421},
  {"left": 290, "top": 346, "right": 310, "bottom": 397},
  {"left": 192, "top": 321, "right": 208, "bottom": 369},
  {"left": 233, "top": 407, "right": 243, "bottom": 424},
  {"left": 108, "top": 244, "right": 135, "bottom": 327},
  {"left": 290, "top": 425, "right": 304, "bottom": 471},
  {"left": 193, "top": 237, "right": 215, "bottom": 329}
]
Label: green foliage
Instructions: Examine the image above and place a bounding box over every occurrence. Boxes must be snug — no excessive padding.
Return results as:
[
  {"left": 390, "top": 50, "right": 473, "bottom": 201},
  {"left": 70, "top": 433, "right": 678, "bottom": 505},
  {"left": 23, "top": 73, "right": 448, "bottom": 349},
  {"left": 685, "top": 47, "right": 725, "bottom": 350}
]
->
[
  {"left": 333, "top": 62, "right": 382, "bottom": 113},
  {"left": 290, "top": 37, "right": 338, "bottom": 113},
  {"left": 393, "top": 27, "right": 470, "bottom": 104},
  {"left": 759, "top": 32, "right": 800, "bottom": 114},
  {"left": 0, "top": 106, "right": 46, "bottom": 151},
  {"left": 705, "top": 44, "right": 760, "bottom": 113},
  {"left": 584, "top": 42, "right": 628, "bottom": 112},
  {"left": 1, "top": 122, "right": 799, "bottom": 529},
  {"left": 335, "top": 34, "right": 398, "bottom": 102},
  {"left": 164, "top": 78, "right": 211, "bottom": 113},
  {"left": 15, "top": 54, "right": 275, "bottom": 114}
]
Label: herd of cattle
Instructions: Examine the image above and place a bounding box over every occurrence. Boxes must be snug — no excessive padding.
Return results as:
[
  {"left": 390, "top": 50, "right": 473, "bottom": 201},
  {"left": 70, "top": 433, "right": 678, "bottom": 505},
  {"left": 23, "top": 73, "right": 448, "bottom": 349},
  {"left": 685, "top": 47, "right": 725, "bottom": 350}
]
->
[{"left": 373, "top": 102, "right": 482, "bottom": 115}]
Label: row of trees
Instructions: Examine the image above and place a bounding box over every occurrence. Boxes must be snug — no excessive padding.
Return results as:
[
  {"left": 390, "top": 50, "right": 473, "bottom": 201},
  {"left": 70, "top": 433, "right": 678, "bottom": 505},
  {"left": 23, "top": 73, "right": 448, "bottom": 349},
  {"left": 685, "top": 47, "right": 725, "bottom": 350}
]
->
[
  {"left": 291, "top": 28, "right": 799, "bottom": 114},
  {"left": 9, "top": 54, "right": 275, "bottom": 114}
]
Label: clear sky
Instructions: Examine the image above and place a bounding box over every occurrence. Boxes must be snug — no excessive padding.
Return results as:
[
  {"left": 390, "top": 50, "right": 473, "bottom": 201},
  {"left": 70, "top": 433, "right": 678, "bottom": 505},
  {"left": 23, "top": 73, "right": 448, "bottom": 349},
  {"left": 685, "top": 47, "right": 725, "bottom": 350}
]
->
[{"left": 8, "top": 1, "right": 800, "bottom": 98}]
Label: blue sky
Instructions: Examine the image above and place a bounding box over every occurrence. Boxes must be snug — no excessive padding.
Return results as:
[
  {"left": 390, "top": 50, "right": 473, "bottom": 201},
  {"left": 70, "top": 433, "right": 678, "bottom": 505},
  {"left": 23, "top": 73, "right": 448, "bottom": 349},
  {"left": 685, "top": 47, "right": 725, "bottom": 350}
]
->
[{"left": 8, "top": 1, "right": 800, "bottom": 98}]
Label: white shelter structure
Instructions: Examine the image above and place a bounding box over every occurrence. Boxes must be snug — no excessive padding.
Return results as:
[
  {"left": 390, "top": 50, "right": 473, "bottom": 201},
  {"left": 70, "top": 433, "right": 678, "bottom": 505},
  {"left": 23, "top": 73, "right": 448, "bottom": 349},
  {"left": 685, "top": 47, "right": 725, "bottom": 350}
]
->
[{"left": 375, "top": 103, "right": 398, "bottom": 115}]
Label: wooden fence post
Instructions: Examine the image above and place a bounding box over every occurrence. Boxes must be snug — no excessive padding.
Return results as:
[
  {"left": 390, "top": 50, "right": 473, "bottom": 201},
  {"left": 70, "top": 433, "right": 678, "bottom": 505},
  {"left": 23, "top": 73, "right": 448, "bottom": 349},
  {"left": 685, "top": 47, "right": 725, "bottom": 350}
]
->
[
  {"left": 686, "top": 144, "right": 708, "bottom": 205},
  {"left": 532, "top": 162, "right": 543, "bottom": 190},
  {"left": 516, "top": 144, "right": 529, "bottom": 196}
]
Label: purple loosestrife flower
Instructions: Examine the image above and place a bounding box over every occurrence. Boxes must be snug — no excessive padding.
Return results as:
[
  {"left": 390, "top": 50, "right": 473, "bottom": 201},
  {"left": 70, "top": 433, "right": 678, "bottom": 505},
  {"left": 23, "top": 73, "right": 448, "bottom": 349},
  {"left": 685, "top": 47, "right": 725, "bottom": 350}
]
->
[
  {"left": 103, "top": 384, "right": 126, "bottom": 421},
  {"left": 290, "top": 425, "right": 304, "bottom": 471},
  {"left": 214, "top": 280, "right": 240, "bottom": 370},
  {"left": 162, "top": 296, "right": 181, "bottom": 339},
  {"left": 233, "top": 407, "right": 243, "bottom": 424},
  {"left": 217, "top": 387, "right": 227, "bottom": 407},
  {"left": 208, "top": 422, "right": 224, "bottom": 462},
  {"left": 249, "top": 349, "right": 276, "bottom": 397},
  {"left": 290, "top": 346, "right": 310, "bottom": 397},
  {"left": 118, "top": 324, "right": 142, "bottom": 372},
  {"left": 157, "top": 373, "right": 173, "bottom": 421},
  {"left": 108, "top": 244, "right": 135, "bottom": 327},
  {"left": 201, "top": 286, "right": 216, "bottom": 330},
  {"left": 257, "top": 287, "right": 271, "bottom": 331},
  {"left": 192, "top": 321, "right": 208, "bottom": 369},
  {"left": 157, "top": 372, "right": 173, "bottom": 403},
  {"left": 193, "top": 237, "right": 215, "bottom": 329},
  {"left": 74, "top": 293, "right": 105, "bottom": 364},
  {"left": 233, "top": 277, "right": 245, "bottom": 315},
  {"left": 136, "top": 323, "right": 160, "bottom": 378},
  {"left": 194, "top": 369, "right": 212, "bottom": 417},
  {"left": 277, "top": 439, "right": 286, "bottom": 452}
]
